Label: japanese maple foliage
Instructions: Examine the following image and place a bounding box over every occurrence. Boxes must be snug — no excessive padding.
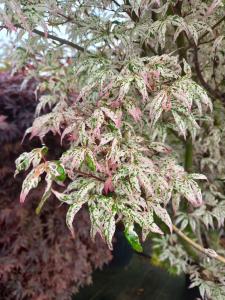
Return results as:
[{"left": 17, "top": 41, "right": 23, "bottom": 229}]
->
[
  {"left": 1, "top": 0, "right": 225, "bottom": 299},
  {"left": 0, "top": 70, "right": 112, "bottom": 300}
]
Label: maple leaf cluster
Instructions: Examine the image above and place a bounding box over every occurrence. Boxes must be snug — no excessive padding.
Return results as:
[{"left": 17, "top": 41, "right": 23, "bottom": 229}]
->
[
  {"left": 0, "top": 70, "right": 112, "bottom": 300},
  {"left": 1, "top": 1, "right": 225, "bottom": 299}
]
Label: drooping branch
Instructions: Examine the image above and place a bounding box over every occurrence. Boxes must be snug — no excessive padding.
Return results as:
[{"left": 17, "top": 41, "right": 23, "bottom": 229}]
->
[{"left": 173, "top": 225, "right": 225, "bottom": 264}]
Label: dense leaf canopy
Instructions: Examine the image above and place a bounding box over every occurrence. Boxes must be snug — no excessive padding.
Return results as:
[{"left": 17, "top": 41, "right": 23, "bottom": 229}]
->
[{"left": 1, "top": 1, "right": 225, "bottom": 298}]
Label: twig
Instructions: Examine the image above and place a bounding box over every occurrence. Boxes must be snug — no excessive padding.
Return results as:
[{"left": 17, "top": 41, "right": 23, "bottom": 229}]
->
[
  {"left": 173, "top": 225, "right": 225, "bottom": 264},
  {"left": 124, "top": 0, "right": 139, "bottom": 22},
  {"left": 135, "top": 251, "right": 151, "bottom": 259},
  {"left": 74, "top": 169, "right": 105, "bottom": 182},
  {"left": 32, "top": 28, "right": 86, "bottom": 52},
  {"left": 2, "top": 24, "right": 86, "bottom": 52},
  {"left": 172, "top": 15, "right": 225, "bottom": 55},
  {"left": 112, "top": 0, "right": 120, "bottom": 7},
  {"left": 192, "top": 45, "right": 222, "bottom": 100},
  {"left": 199, "top": 15, "right": 225, "bottom": 42},
  {"left": 181, "top": 24, "right": 224, "bottom": 101}
]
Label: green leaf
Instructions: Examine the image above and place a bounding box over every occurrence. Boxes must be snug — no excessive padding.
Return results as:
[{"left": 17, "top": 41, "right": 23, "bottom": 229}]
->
[
  {"left": 124, "top": 225, "right": 143, "bottom": 253},
  {"left": 86, "top": 152, "right": 96, "bottom": 171},
  {"left": 55, "top": 162, "right": 67, "bottom": 182},
  {"left": 48, "top": 161, "right": 66, "bottom": 182}
]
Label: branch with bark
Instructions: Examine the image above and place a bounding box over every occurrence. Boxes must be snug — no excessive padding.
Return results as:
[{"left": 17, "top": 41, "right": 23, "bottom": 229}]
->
[
  {"left": 173, "top": 225, "right": 225, "bottom": 264},
  {"left": 1, "top": 25, "right": 86, "bottom": 52}
]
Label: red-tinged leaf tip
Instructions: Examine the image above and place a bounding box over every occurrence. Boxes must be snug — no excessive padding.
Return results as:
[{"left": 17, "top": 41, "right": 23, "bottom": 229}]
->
[
  {"left": 192, "top": 199, "right": 202, "bottom": 208},
  {"left": 4, "top": 20, "right": 17, "bottom": 31},
  {"left": 150, "top": 223, "right": 164, "bottom": 235},
  {"left": 111, "top": 100, "right": 121, "bottom": 108},
  {"left": 162, "top": 94, "right": 172, "bottom": 111},
  {"left": 44, "top": 27, "right": 48, "bottom": 38},
  {"left": 128, "top": 107, "right": 142, "bottom": 122},
  {"left": 115, "top": 114, "right": 122, "bottom": 128},
  {"left": 104, "top": 177, "right": 114, "bottom": 194},
  {"left": 20, "top": 192, "right": 26, "bottom": 204}
]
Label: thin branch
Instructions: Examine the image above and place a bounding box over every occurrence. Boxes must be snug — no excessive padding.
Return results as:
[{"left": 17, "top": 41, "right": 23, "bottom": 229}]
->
[
  {"left": 31, "top": 28, "right": 86, "bottom": 52},
  {"left": 181, "top": 24, "right": 224, "bottom": 101},
  {"left": 193, "top": 45, "right": 222, "bottom": 100},
  {"left": 199, "top": 37, "right": 215, "bottom": 46},
  {"left": 173, "top": 225, "right": 225, "bottom": 264},
  {"left": 171, "top": 38, "right": 214, "bottom": 56},
  {"left": 172, "top": 15, "right": 225, "bottom": 55},
  {"left": 135, "top": 251, "right": 151, "bottom": 259},
  {"left": 112, "top": 0, "right": 121, "bottom": 7},
  {"left": 191, "top": 15, "right": 225, "bottom": 100},
  {"left": 143, "top": 41, "right": 157, "bottom": 55},
  {"left": 2, "top": 24, "right": 86, "bottom": 52},
  {"left": 199, "top": 15, "right": 225, "bottom": 42},
  {"left": 124, "top": 0, "right": 139, "bottom": 23},
  {"left": 74, "top": 169, "right": 105, "bottom": 182},
  {"left": 56, "top": 12, "right": 87, "bottom": 28}
]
